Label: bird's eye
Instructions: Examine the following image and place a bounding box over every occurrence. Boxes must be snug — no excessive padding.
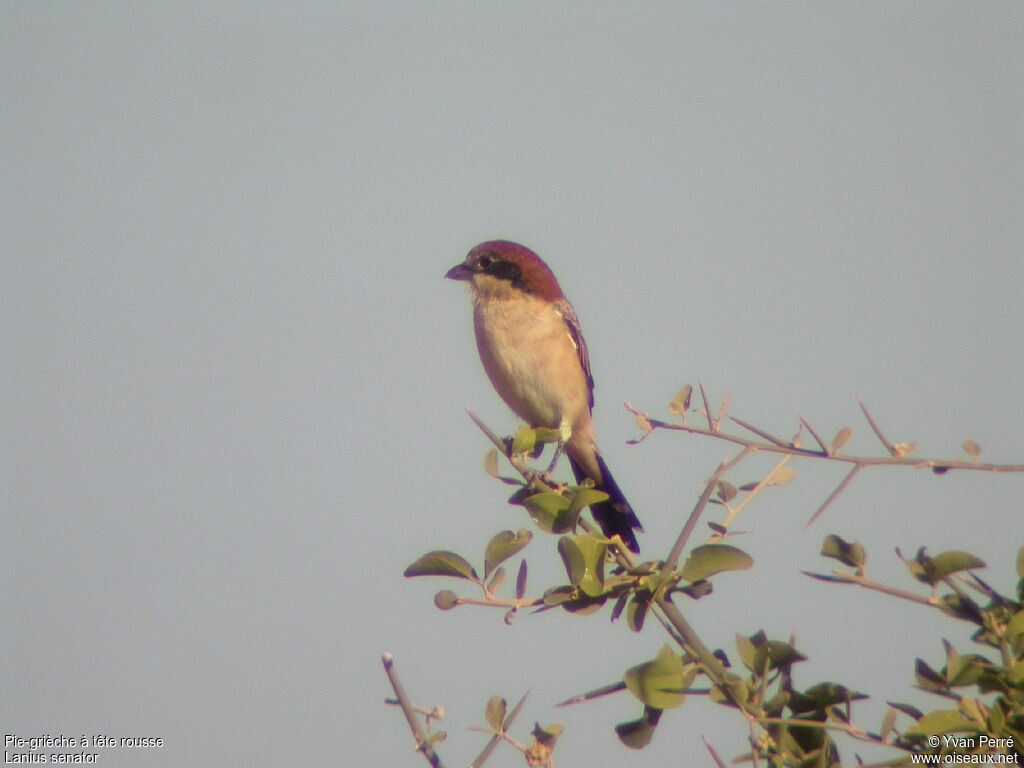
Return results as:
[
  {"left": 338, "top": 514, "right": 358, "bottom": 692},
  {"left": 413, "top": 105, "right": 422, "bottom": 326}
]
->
[{"left": 477, "top": 255, "right": 493, "bottom": 270}]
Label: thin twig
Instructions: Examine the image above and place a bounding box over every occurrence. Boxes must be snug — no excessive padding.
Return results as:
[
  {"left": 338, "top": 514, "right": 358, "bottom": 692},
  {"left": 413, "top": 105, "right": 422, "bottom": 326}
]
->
[
  {"left": 799, "top": 414, "right": 829, "bottom": 455},
  {"left": 623, "top": 403, "right": 1024, "bottom": 473},
  {"left": 712, "top": 455, "right": 792, "bottom": 540},
  {"left": 858, "top": 398, "right": 896, "bottom": 455},
  {"left": 729, "top": 415, "right": 790, "bottom": 448},
  {"left": 665, "top": 446, "right": 754, "bottom": 570},
  {"left": 556, "top": 681, "right": 628, "bottom": 707},
  {"left": 703, "top": 737, "right": 729, "bottom": 768},
  {"left": 802, "top": 570, "right": 935, "bottom": 607},
  {"left": 382, "top": 654, "right": 445, "bottom": 768},
  {"left": 469, "top": 690, "right": 530, "bottom": 768},
  {"left": 699, "top": 381, "right": 716, "bottom": 432},
  {"left": 804, "top": 464, "right": 861, "bottom": 529}
]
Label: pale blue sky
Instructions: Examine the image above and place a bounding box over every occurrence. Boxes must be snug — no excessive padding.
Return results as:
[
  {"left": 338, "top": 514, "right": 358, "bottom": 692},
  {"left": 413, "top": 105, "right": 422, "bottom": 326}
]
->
[{"left": 3, "top": 3, "right": 1022, "bottom": 767}]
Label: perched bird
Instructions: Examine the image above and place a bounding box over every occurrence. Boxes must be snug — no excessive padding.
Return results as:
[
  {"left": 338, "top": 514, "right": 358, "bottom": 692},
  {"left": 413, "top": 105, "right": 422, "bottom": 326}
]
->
[{"left": 445, "top": 240, "right": 643, "bottom": 552}]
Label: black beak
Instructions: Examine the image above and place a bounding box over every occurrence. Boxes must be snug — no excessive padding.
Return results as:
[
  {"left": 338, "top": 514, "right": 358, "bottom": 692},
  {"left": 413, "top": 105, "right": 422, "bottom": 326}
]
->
[{"left": 444, "top": 263, "right": 473, "bottom": 281}]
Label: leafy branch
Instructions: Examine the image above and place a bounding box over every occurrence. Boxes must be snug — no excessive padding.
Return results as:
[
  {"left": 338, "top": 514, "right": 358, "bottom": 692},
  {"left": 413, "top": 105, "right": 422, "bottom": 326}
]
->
[{"left": 391, "top": 384, "right": 1024, "bottom": 765}]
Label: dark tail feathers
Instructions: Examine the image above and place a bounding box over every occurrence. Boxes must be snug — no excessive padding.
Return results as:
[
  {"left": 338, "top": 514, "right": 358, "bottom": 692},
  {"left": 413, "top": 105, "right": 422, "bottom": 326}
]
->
[{"left": 569, "top": 454, "right": 643, "bottom": 553}]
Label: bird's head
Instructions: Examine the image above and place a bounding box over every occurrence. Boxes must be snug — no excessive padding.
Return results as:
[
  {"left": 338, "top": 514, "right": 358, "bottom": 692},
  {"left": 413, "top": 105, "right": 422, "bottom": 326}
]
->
[{"left": 445, "top": 241, "right": 564, "bottom": 302}]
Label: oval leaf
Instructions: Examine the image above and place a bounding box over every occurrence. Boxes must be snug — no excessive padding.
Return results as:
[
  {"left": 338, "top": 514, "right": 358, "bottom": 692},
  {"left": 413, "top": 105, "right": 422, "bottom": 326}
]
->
[
  {"left": 572, "top": 532, "right": 608, "bottom": 596},
  {"left": 516, "top": 559, "right": 528, "bottom": 599},
  {"left": 542, "top": 586, "right": 574, "bottom": 606},
  {"left": 681, "top": 544, "right": 753, "bottom": 582},
  {"left": 626, "top": 597, "right": 648, "bottom": 633},
  {"left": 905, "top": 709, "right": 981, "bottom": 736},
  {"left": 820, "top": 534, "right": 866, "bottom": 569},
  {"left": 615, "top": 715, "right": 656, "bottom": 749},
  {"left": 434, "top": 590, "right": 458, "bottom": 610},
  {"left": 483, "top": 448, "right": 500, "bottom": 477},
  {"left": 532, "top": 722, "right": 563, "bottom": 748},
  {"left": 404, "top": 550, "right": 478, "bottom": 580},
  {"left": 484, "top": 529, "right": 533, "bottom": 579},
  {"left": 752, "top": 641, "right": 807, "bottom": 673},
  {"left": 624, "top": 645, "right": 687, "bottom": 710},
  {"left": 930, "top": 551, "right": 986, "bottom": 579},
  {"left": 485, "top": 696, "right": 507, "bottom": 731},
  {"left": 487, "top": 567, "right": 506, "bottom": 593},
  {"left": 557, "top": 536, "right": 586, "bottom": 588},
  {"left": 715, "top": 480, "right": 737, "bottom": 503},
  {"left": 669, "top": 385, "right": 693, "bottom": 416},
  {"left": 962, "top": 440, "right": 981, "bottom": 461},
  {"left": 511, "top": 427, "right": 536, "bottom": 455},
  {"left": 831, "top": 427, "right": 852, "bottom": 454},
  {"left": 569, "top": 487, "right": 609, "bottom": 515},
  {"left": 523, "top": 491, "right": 571, "bottom": 534},
  {"left": 765, "top": 466, "right": 795, "bottom": 487}
]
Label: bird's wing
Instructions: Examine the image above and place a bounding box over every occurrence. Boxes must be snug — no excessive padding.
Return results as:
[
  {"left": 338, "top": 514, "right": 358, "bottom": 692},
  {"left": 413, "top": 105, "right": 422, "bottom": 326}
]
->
[{"left": 552, "top": 298, "right": 594, "bottom": 408}]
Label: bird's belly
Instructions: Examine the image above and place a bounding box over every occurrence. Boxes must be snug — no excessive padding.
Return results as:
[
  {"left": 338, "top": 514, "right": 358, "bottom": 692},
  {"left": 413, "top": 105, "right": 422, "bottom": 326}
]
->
[{"left": 473, "top": 299, "right": 589, "bottom": 429}]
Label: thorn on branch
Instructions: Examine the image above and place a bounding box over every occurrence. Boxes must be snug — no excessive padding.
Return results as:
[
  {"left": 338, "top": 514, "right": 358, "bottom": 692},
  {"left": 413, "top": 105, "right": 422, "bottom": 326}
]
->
[{"left": 858, "top": 398, "right": 897, "bottom": 456}]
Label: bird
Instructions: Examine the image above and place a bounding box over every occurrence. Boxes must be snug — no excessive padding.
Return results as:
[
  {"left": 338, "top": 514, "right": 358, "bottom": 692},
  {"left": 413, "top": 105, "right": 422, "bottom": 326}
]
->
[{"left": 445, "top": 240, "right": 643, "bottom": 552}]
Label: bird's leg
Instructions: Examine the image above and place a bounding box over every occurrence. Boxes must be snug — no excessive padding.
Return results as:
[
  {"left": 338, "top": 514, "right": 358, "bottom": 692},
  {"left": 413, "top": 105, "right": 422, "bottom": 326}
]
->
[
  {"left": 543, "top": 440, "right": 565, "bottom": 476},
  {"left": 538, "top": 418, "right": 573, "bottom": 482}
]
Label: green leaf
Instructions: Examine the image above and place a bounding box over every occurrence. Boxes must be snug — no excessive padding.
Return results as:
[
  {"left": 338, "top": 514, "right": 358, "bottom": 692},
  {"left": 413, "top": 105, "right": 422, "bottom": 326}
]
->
[
  {"left": 532, "top": 427, "right": 562, "bottom": 445},
  {"left": 626, "top": 597, "right": 648, "bottom": 633},
  {"left": 948, "top": 654, "right": 987, "bottom": 687},
  {"left": 515, "top": 559, "right": 528, "bottom": 599},
  {"left": 888, "top": 701, "right": 923, "bottom": 720},
  {"left": 542, "top": 586, "right": 574, "bottom": 606},
  {"left": 735, "top": 634, "right": 756, "bottom": 671},
  {"left": 624, "top": 645, "right": 689, "bottom": 710},
  {"left": 574, "top": 533, "right": 608, "bottom": 596},
  {"left": 531, "top": 722, "right": 563, "bottom": 748},
  {"left": 433, "top": 590, "right": 458, "bottom": 610},
  {"left": 930, "top": 551, "right": 986, "bottom": 579},
  {"left": 522, "top": 491, "right": 572, "bottom": 534},
  {"left": 1006, "top": 609, "right": 1024, "bottom": 641},
  {"left": 681, "top": 544, "right": 753, "bottom": 582},
  {"left": 790, "top": 682, "right": 866, "bottom": 714},
  {"left": 557, "top": 534, "right": 607, "bottom": 596},
  {"left": 988, "top": 702, "right": 1006, "bottom": 734},
  {"left": 484, "top": 529, "right": 533, "bottom": 579},
  {"left": 1009, "top": 661, "right": 1024, "bottom": 685},
  {"left": 765, "top": 466, "right": 796, "bottom": 486},
  {"left": 820, "top": 534, "right": 866, "bottom": 569},
  {"left": 404, "top": 551, "right": 478, "bottom": 580},
  {"left": 558, "top": 536, "right": 586, "bottom": 587},
  {"left": 668, "top": 385, "right": 692, "bottom": 416},
  {"left": 615, "top": 714, "right": 657, "bottom": 749},
  {"left": 568, "top": 487, "right": 610, "bottom": 518},
  {"left": 752, "top": 641, "right": 807, "bottom": 673},
  {"left": 715, "top": 481, "right": 737, "bottom": 503},
  {"left": 709, "top": 673, "right": 749, "bottom": 708},
  {"left": 485, "top": 696, "right": 507, "bottom": 731},
  {"left": 914, "top": 658, "right": 947, "bottom": 692},
  {"left": 880, "top": 707, "right": 897, "bottom": 740},
  {"left": 831, "top": 427, "right": 852, "bottom": 453},
  {"left": 559, "top": 593, "right": 608, "bottom": 615},
  {"left": 511, "top": 427, "right": 536, "bottom": 455},
  {"left": 420, "top": 730, "right": 446, "bottom": 747},
  {"left": 487, "top": 567, "right": 506, "bottom": 593},
  {"left": 904, "top": 548, "right": 984, "bottom": 586},
  {"left": 483, "top": 448, "right": 500, "bottom": 477},
  {"left": 905, "top": 709, "right": 982, "bottom": 736}
]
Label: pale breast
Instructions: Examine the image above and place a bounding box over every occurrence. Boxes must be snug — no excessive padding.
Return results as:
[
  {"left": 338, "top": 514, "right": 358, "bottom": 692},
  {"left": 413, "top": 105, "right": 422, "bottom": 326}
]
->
[{"left": 472, "top": 294, "right": 591, "bottom": 429}]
